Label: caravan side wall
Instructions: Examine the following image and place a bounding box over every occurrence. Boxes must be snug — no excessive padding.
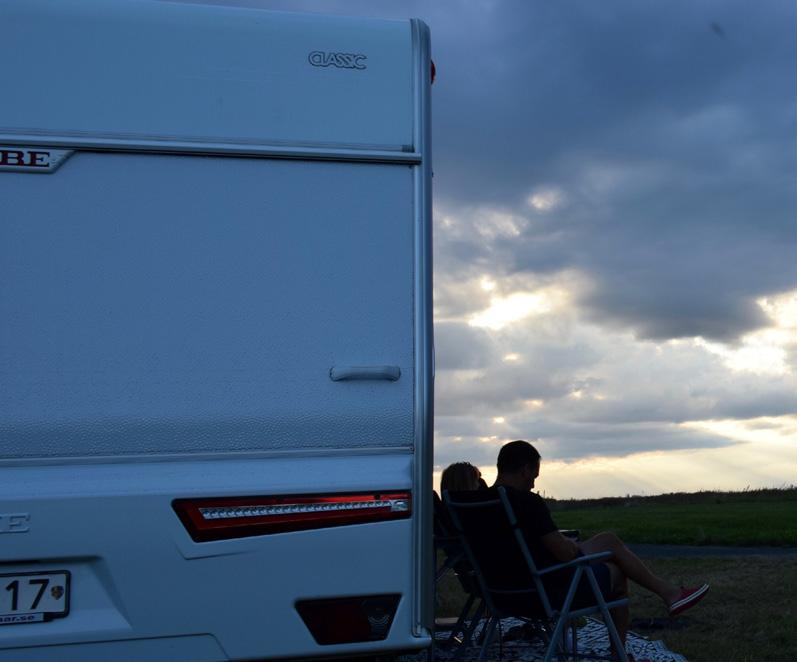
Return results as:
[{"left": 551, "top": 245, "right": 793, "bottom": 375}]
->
[{"left": 0, "top": 2, "right": 433, "bottom": 660}]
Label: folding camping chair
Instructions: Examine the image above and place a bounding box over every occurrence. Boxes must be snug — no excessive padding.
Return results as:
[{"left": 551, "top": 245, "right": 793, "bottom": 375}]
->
[
  {"left": 443, "top": 487, "right": 630, "bottom": 662},
  {"left": 433, "top": 492, "right": 487, "bottom": 655}
]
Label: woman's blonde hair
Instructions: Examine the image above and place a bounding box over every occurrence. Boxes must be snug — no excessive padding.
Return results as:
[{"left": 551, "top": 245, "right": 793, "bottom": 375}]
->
[{"left": 440, "top": 462, "right": 481, "bottom": 492}]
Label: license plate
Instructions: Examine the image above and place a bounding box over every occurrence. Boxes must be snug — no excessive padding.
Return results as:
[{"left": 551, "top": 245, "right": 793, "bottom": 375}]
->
[{"left": 0, "top": 571, "right": 70, "bottom": 625}]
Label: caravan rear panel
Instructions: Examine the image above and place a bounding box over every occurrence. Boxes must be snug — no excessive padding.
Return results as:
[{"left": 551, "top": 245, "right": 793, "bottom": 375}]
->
[{"left": 0, "top": 1, "right": 433, "bottom": 659}]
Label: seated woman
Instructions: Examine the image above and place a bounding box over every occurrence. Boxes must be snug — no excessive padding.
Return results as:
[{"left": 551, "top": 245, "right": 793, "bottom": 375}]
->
[
  {"left": 440, "top": 461, "right": 483, "bottom": 493},
  {"left": 436, "top": 461, "right": 484, "bottom": 552}
]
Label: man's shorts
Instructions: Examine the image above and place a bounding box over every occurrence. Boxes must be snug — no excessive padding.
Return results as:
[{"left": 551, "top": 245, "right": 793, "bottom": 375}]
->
[
  {"left": 545, "top": 560, "right": 613, "bottom": 610},
  {"left": 492, "top": 561, "right": 613, "bottom": 617}
]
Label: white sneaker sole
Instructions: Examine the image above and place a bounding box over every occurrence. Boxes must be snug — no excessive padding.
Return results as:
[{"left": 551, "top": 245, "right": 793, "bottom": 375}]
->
[{"left": 669, "top": 583, "right": 709, "bottom": 615}]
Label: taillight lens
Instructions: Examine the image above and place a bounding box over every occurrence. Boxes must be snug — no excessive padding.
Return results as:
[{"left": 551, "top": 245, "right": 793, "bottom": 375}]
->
[
  {"left": 296, "top": 594, "right": 400, "bottom": 645},
  {"left": 173, "top": 492, "right": 411, "bottom": 542}
]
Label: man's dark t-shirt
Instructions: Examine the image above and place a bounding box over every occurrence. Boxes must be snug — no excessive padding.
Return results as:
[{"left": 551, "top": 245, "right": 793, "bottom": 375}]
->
[
  {"left": 485, "top": 485, "right": 559, "bottom": 570},
  {"left": 477, "top": 484, "right": 611, "bottom": 613}
]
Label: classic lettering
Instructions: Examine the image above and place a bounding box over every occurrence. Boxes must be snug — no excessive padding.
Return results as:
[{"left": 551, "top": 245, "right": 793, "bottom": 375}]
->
[
  {"left": 308, "top": 50, "right": 325, "bottom": 66},
  {"left": 308, "top": 50, "right": 367, "bottom": 70}
]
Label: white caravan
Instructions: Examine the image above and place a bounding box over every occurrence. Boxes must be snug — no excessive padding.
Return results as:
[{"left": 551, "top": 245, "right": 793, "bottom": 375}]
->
[{"left": 0, "top": 1, "right": 433, "bottom": 660}]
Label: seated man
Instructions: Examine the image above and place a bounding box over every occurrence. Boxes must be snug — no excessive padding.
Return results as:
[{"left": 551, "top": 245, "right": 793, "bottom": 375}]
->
[{"left": 490, "top": 440, "right": 709, "bottom": 661}]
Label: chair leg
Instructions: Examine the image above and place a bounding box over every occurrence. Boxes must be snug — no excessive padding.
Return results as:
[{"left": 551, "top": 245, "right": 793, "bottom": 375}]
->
[
  {"left": 462, "top": 599, "right": 486, "bottom": 648},
  {"left": 475, "top": 617, "right": 499, "bottom": 662},
  {"left": 543, "top": 567, "right": 585, "bottom": 662},
  {"left": 584, "top": 570, "right": 628, "bottom": 662},
  {"left": 451, "top": 602, "right": 486, "bottom": 662},
  {"left": 570, "top": 619, "right": 579, "bottom": 662},
  {"left": 542, "top": 617, "right": 569, "bottom": 662},
  {"left": 476, "top": 609, "right": 491, "bottom": 645},
  {"left": 448, "top": 592, "right": 476, "bottom": 644}
]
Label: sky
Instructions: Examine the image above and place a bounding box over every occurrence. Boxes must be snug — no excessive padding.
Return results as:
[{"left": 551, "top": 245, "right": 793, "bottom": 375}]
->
[{"left": 184, "top": 0, "right": 797, "bottom": 498}]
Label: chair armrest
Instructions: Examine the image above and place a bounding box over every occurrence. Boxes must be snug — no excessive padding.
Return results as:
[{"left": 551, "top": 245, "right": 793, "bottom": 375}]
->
[{"left": 537, "top": 551, "right": 613, "bottom": 575}]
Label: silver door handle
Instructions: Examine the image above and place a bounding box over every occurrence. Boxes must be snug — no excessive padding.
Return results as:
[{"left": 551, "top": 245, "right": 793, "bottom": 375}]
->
[{"left": 329, "top": 365, "right": 401, "bottom": 382}]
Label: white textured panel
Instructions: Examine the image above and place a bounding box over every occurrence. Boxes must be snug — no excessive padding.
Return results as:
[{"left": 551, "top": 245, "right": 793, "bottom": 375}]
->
[
  {"left": 0, "top": 0, "right": 413, "bottom": 149},
  {"left": 0, "top": 455, "right": 422, "bottom": 659},
  {"left": 0, "top": 153, "right": 414, "bottom": 458}
]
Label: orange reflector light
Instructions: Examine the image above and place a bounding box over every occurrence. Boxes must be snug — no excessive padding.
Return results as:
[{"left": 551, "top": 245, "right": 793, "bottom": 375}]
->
[
  {"left": 296, "top": 594, "right": 400, "bottom": 645},
  {"left": 173, "top": 492, "right": 411, "bottom": 542}
]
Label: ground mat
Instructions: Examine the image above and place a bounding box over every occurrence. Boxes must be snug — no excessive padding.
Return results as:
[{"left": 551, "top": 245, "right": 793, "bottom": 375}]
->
[{"left": 401, "top": 617, "right": 688, "bottom": 661}]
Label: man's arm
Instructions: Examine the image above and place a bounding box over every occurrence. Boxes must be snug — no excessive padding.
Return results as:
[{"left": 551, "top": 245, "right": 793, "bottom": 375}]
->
[{"left": 540, "top": 530, "right": 580, "bottom": 563}]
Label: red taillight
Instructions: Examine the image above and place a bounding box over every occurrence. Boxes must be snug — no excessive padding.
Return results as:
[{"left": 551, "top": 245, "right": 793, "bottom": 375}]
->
[
  {"left": 173, "top": 491, "right": 411, "bottom": 542},
  {"left": 296, "top": 594, "right": 400, "bottom": 645}
]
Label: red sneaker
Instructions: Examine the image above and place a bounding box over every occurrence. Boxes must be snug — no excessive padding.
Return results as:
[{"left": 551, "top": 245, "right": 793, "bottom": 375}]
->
[{"left": 669, "top": 583, "right": 710, "bottom": 617}]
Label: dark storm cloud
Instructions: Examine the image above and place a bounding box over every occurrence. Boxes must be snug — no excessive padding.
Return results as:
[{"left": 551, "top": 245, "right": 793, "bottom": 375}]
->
[
  {"left": 457, "top": 2, "right": 797, "bottom": 340},
  {"left": 435, "top": 3, "right": 797, "bottom": 340},
  {"left": 559, "top": 377, "right": 797, "bottom": 425},
  {"left": 434, "top": 322, "right": 495, "bottom": 370},
  {"left": 424, "top": 0, "right": 797, "bottom": 342},
  {"left": 538, "top": 421, "right": 734, "bottom": 462},
  {"left": 434, "top": 318, "right": 602, "bottom": 416}
]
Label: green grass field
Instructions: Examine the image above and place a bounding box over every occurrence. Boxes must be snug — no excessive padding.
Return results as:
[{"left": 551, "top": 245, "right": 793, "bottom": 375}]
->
[
  {"left": 548, "top": 487, "right": 797, "bottom": 546},
  {"left": 436, "top": 487, "right": 797, "bottom": 661},
  {"left": 629, "top": 556, "right": 797, "bottom": 662},
  {"left": 437, "top": 557, "right": 797, "bottom": 662}
]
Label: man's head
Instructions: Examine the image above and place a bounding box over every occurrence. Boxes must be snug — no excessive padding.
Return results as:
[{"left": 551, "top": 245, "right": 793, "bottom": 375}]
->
[{"left": 496, "top": 440, "right": 541, "bottom": 491}]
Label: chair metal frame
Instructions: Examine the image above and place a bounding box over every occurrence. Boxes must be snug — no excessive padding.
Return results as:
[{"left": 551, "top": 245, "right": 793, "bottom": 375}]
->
[
  {"left": 443, "top": 487, "right": 630, "bottom": 662},
  {"left": 433, "top": 492, "right": 488, "bottom": 654}
]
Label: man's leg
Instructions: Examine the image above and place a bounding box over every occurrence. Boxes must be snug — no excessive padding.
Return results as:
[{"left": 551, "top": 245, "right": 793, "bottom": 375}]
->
[{"left": 580, "top": 532, "right": 680, "bottom": 606}]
